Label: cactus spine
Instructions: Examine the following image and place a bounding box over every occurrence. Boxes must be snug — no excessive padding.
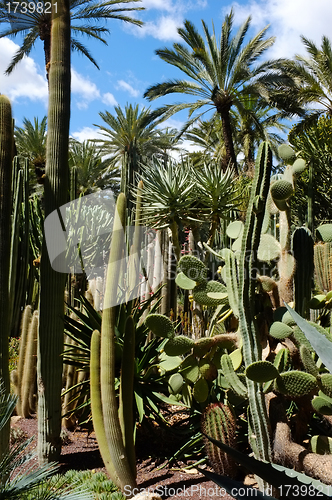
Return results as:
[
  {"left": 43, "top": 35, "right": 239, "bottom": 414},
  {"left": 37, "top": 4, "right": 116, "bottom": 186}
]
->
[
  {"left": 202, "top": 403, "right": 237, "bottom": 477},
  {"left": 237, "top": 142, "right": 273, "bottom": 464},
  {"left": 0, "top": 94, "right": 14, "bottom": 458},
  {"left": 37, "top": 0, "right": 70, "bottom": 464}
]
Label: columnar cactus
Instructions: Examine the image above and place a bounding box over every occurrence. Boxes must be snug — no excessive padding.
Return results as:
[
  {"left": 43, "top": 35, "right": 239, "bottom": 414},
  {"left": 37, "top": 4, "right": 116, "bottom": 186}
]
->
[
  {"left": 0, "top": 94, "right": 14, "bottom": 458},
  {"left": 91, "top": 193, "right": 137, "bottom": 492},
  {"left": 202, "top": 402, "right": 237, "bottom": 477},
  {"left": 37, "top": 0, "right": 71, "bottom": 464},
  {"left": 292, "top": 227, "right": 314, "bottom": 318},
  {"left": 237, "top": 142, "right": 273, "bottom": 464}
]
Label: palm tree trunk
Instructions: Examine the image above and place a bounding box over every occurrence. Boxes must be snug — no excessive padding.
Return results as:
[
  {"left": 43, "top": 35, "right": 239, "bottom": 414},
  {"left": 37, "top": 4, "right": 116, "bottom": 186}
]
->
[
  {"left": 219, "top": 107, "right": 238, "bottom": 175},
  {"left": 37, "top": 0, "right": 70, "bottom": 464}
]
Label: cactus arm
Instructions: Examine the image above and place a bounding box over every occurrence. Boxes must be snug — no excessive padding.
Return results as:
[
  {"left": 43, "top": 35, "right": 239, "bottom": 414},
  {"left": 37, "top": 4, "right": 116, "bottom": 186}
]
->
[
  {"left": 119, "top": 315, "right": 136, "bottom": 478},
  {"left": 0, "top": 94, "right": 14, "bottom": 458},
  {"left": 37, "top": 0, "right": 70, "bottom": 464},
  {"left": 90, "top": 329, "right": 121, "bottom": 488},
  {"left": 100, "top": 193, "right": 137, "bottom": 491},
  {"left": 238, "top": 142, "right": 273, "bottom": 464}
]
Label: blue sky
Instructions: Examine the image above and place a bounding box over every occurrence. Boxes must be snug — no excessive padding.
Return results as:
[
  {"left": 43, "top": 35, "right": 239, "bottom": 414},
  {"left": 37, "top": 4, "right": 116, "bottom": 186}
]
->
[{"left": 1, "top": 0, "right": 332, "bottom": 148}]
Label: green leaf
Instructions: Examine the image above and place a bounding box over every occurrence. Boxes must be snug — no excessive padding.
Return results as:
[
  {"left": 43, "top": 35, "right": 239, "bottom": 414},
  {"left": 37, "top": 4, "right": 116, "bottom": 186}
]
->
[
  {"left": 284, "top": 303, "right": 332, "bottom": 373},
  {"left": 201, "top": 434, "right": 332, "bottom": 497}
]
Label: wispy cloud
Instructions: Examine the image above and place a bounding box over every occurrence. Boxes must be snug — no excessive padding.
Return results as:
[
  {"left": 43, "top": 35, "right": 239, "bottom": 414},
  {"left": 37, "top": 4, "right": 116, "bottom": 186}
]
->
[
  {"left": 127, "top": 0, "right": 208, "bottom": 41},
  {"left": 102, "top": 92, "right": 118, "bottom": 106},
  {"left": 116, "top": 80, "right": 140, "bottom": 97},
  {"left": 71, "top": 126, "right": 104, "bottom": 143},
  {"left": 136, "top": 15, "right": 183, "bottom": 40},
  {"left": 0, "top": 38, "right": 48, "bottom": 104},
  {"left": 71, "top": 68, "right": 101, "bottom": 109},
  {"left": 222, "top": 0, "right": 332, "bottom": 59}
]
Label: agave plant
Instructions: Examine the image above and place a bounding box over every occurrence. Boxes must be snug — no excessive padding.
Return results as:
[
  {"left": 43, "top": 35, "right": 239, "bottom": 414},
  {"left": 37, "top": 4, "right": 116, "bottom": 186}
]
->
[{"left": 62, "top": 292, "right": 182, "bottom": 429}]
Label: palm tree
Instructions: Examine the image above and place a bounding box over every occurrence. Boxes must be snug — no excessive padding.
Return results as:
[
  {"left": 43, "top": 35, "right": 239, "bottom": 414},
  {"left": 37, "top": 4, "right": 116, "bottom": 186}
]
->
[
  {"left": 144, "top": 10, "right": 288, "bottom": 173},
  {"left": 0, "top": 0, "right": 144, "bottom": 74},
  {"left": 233, "top": 96, "right": 288, "bottom": 175},
  {"left": 94, "top": 103, "right": 181, "bottom": 207},
  {"left": 14, "top": 116, "right": 47, "bottom": 191},
  {"left": 69, "top": 139, "right": 120, "bottom": 195},
  {"left": 280, "top": 35, "right": 332, "bottom": 132}
]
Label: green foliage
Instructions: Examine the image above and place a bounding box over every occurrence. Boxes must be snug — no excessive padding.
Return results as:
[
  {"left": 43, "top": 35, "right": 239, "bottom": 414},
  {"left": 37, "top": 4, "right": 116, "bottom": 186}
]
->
[{"left": 198, "top": 434, "right": 332, "bottom": 499}]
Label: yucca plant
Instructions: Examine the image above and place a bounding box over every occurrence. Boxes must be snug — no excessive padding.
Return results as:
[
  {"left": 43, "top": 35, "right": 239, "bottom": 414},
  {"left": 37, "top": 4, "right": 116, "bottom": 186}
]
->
[{"left": 137, "top": 157, "right": 198, "bottom": 260}]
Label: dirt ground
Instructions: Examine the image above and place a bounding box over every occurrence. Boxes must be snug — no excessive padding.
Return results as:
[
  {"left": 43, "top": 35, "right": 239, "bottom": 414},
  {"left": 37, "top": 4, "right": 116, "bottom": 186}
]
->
[{"left": 11, "top": 415, "right": 237, "bottom": 500}]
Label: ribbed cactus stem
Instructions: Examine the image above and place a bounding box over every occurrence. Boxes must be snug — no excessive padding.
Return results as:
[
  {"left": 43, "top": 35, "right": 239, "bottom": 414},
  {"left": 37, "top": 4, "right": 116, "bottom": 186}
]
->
[
  {"left": 292, "top": 227, "right": 314, "bottom": 318},
  {"left": 21, "top": 310, "right": 38, "bottom": 418},
  {"left": 128, "top": 180, "right": 143, "bottom": 301},
  {"left": 0, "top": 94, "right": 14, "bottom": 459},
  {"left": 100, "top": 193, "right": 137, "bottom": 491},
  {"left": 90, "top": 329, "right": 121, "bottom": 488},
  {"left": 238, "top": 142, "right": 273, "bottom": 467},
  {"left": 119, "top": 315, "right": 136, "bottom": 478},
  {"left": 16, "top": 305, "right": 33, "bottom": 416},
  {"left": 37, "top": 0, "right": 70, "bottom": 464},
  {"left": 202, "top": 403, "right": 237, "bottom": 477}
]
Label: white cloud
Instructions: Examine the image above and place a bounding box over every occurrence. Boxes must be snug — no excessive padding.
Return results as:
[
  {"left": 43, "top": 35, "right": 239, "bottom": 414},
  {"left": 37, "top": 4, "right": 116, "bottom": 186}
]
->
[
  {"left": 222, "top": 0, "right": 332, "bottom": 59},
  {"left": 116, "top": 80, "right": 140, "bottom": 97},
  {"left": 102, "top": 92, "right": 118, "bottom": 106},
  {"left": 143, "top": 0, "right": 174, "bottom": 11},
  {"left": 0, "top": 38, "right": 48, "bottom": 104},
  {"left": 71, "top": 68, "right": 100, "bottom": 108},
  {"left": 138, "top": 15, "right": 183, "bottom": 41},
  {"left": 71, "top": 127, "right": 104, "bottom": 143}
]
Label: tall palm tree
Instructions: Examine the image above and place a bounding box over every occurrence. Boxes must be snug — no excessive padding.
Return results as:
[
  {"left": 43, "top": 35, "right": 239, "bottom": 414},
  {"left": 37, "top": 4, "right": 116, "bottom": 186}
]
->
[
  {"left": 280, "top": 35, "right": 332, "bottom": 132},
  {"left": 69, "top": 139, "right": 120, "bottom": 195},
  {"left": 144, "top": 10, "right": 288, "bottom": 173},
  {"left": 14, "top": 116, "right": 47, "bottom": 191},
  {"left": 0, "top": 0, "right": 144, "bottom": 74},
  {"left": 94, "top": 103, "right": 181, "bottom": 206},
  {"left": 233, "top": 96, "right": 288, "bottom": 175}
]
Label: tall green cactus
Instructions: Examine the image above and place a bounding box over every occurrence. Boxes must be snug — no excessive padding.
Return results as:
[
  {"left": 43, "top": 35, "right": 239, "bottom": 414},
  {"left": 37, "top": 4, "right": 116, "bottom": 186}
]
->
[
  {"left": 237, "top": 142, "right": 273, "bottom": 464},
  {"left": 202, "top": 402, "right": 237, "bottom": 477},
  {"left": 91, "top": 193, "right": 136, "bottom": 492},
  {"left": 37, "top": 0, "right": 71, "bottom": 464},
  {"left": 0, "top": 94, "right": 14, "bottom": 459},
  {"left": 292, "top": 227, "right": 314, "bottom": 318}
]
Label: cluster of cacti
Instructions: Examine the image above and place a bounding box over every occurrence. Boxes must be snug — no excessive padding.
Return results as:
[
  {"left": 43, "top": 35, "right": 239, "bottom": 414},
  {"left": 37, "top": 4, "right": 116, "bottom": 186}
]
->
[
  {"left": 90, "top": 193, "right": 136, "bottom": 492},
  {"left": 11, "top": 306, "right": 38, "bottom": 418},
  {"left": 0, "top": 94, "right": 14, "bottom": 458},
  {"left": 145, "top": 312, "right": 238, "bottom": 405},
  {"left": 201, "top": 402, "right": 237, "bottom": 477}
]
